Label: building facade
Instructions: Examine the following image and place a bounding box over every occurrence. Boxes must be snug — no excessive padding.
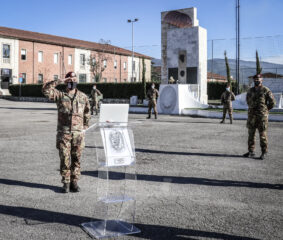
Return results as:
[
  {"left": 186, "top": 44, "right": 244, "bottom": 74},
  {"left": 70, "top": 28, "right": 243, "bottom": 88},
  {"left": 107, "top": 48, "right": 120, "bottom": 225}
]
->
[{"left": 0, "top": 26, "right": 151, "bottom": 89}]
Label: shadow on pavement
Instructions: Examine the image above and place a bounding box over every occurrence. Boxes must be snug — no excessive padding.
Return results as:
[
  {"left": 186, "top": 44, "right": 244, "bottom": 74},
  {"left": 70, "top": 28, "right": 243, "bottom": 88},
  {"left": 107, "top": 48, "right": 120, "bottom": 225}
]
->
[
  {"left": 0, "top": 178, "right": 62, "bottom": 193},
  {"left": 135, "top": 148, "right": 242, "bottom": 158},
  {"left": 81, "top": 171, "right": 283, "bottom": 190},
  {"left": 0, "top": 205, "right": 259, "bottom": 240}
]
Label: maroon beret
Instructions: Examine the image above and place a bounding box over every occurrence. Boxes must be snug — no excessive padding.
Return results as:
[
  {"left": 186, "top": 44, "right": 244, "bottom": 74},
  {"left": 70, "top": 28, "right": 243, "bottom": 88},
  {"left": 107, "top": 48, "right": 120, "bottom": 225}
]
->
[{"left": 65, "top": 71, "right": 76, "bottom": 78}]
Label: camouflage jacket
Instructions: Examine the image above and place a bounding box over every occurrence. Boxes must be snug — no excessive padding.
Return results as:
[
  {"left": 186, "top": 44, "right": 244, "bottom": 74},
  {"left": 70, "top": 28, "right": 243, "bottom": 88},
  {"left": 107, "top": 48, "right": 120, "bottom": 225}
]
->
[
  {"left": 90, "top": 89, "right": 102, "bottom": 102},
  {"left": 147, "top": 88, "right": 159, "bottom": 101},
  {"left": 246, "top": 86, "right": 275, "bottom": 117},
  {"left": 221, "top": 90, "right": 235, "bottom": 108},
  {"left": 42, "top": 81, "right": 91, "bottom": 133}
]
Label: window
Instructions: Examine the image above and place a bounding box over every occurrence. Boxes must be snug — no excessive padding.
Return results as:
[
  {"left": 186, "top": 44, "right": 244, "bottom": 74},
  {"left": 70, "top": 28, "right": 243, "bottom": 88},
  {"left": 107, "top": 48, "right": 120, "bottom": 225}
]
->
[
  {"left": 91, "top": 58, "right": 96, "bottom": 66},
  {"left": 20, "top": 73, "right": 26, "bottom": 84},
  {"left": 79, "top": 74, "right": 86, "bottom": 83},
  {"left": 80, "top": 54, "right": 85, "bottom": 66},
  {"left": 21, "top": 49, "right": 26, "bottom": 60},
  {"left": 54, "top": 75, "right": 58, "bottom": 80},
  {"left": 124, "top": 79, "right": 127, "bottom": 82},
  {"left": 114, "top": 60, "right": 117, "bottom": 69},
  {"left": 123, "top": 62, "right": 127, "bottom": 70},
  {"left": 103, "top": 78, "right": 107, "bottom": 82},
  {"left": 54, "top": 53, "right": 58, "bottom": 64},
  {"left": 103, "top": 60, "right": 107, "bottom": 68},
  {"left": 38, "top": 74, "right": 43, "bottom": 83},
  {"left": 114, "top": 78, "right": 117, "bottom": 83},
  {"left": 68, "top": 55, "right": 72, "bottom": 65},
  {"left": 3, "top": 44, "right": 10, "bottom": 63},
  {"left": 132, "top": 61, "right": 135, "bottom": 71},
  {"left": 38, "top": 51, "right": 43, "bottom": 62}
]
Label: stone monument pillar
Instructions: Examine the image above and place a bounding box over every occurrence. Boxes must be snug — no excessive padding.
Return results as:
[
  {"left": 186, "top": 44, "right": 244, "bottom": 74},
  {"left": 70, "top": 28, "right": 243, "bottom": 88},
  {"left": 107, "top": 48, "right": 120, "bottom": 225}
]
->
[{"left": 158, "top": 7, "right": 208, "bottom": 114}]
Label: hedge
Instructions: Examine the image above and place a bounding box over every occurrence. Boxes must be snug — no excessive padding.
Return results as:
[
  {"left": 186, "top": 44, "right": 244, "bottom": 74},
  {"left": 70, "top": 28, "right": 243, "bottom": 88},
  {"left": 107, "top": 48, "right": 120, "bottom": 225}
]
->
[
  {"left": 9, "top": 82, "right": 160, "bottom": 99},
  {"left": 9, "top": 82, "right": 235, "bottom": 100}
]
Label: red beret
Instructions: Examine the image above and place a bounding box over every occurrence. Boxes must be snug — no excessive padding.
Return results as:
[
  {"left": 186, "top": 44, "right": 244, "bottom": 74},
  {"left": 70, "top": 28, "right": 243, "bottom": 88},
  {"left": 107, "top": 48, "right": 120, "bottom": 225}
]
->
[{"left": 65, "top": 71, "right": 76, "bottom": 78}]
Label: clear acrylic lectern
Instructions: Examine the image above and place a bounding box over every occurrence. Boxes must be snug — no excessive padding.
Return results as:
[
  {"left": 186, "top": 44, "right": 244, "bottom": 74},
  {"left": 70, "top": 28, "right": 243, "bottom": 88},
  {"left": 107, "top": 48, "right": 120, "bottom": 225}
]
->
[{"left": 81, "top": 104, "right": 140, "bottom": 239}]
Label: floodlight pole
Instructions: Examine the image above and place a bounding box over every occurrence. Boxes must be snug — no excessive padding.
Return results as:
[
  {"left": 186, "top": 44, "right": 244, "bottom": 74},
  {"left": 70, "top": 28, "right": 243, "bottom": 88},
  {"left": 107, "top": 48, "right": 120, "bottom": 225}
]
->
[{"left": 127, "top": 18, "right": 138, "bottom": 82}]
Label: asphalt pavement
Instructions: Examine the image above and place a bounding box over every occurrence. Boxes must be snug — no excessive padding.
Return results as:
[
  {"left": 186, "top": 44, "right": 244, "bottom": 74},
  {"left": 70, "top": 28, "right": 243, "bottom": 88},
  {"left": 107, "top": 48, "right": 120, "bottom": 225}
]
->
[{"left": 0, "top": 99, "right": 282, "bottom": 240}]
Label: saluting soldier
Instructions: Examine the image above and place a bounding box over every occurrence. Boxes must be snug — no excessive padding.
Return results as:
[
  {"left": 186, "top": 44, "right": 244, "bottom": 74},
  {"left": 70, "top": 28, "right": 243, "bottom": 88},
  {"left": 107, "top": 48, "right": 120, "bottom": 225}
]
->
[
  {"left": 42, "top": 72, "right": 90, "bottom": 193},
  {"left": 243, "top": 74, "right": 275, "bottom": 160},
  {"left": 147, "top": 83, "right": 159, "bottom": 119},
  {"left": 220, "top": 83, "right": 235, "bottom": 124},
  {"left": 90, "top": 84, "right": 102, "bottom": 115}
]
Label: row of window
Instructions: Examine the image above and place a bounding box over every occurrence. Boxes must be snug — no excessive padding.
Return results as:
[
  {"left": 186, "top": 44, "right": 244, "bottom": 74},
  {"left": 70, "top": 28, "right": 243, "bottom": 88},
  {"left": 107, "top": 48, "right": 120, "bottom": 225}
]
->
[
  {"left": 3, "top": 44, "right": 143, "bottom": 72},
  {"left": 20, "top": 49, "right": 73, "bottom": 65}
]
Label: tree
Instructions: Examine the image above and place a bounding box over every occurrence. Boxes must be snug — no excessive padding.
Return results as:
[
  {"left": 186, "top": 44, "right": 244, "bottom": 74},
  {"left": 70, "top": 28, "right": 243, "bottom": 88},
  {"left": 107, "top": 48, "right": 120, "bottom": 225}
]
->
[
  {"left": 88, "top": 51, "right": 110, "bottom": 82},
  {"left": 224, "top": 51, "right": 231, "bottom": 86},
  {"left": 142, "top": 58, "right": 146, "bottom": 100},
  {"left": 256, "top": 50, "right": 262, "bottom": 75}
]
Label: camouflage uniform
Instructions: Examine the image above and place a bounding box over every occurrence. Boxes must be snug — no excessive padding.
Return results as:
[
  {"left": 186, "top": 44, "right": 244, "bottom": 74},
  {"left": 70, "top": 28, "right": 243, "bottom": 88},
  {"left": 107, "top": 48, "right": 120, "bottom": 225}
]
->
[
  {"left": 42, "top": 81, "right": 90, "bottom": 184},
  {"left": 147, "top": 88, "right": 159, "bottom": 118},
  {"left": 221, "top": 90, "right": 235, "bottom": 123},
  {"left": 246, "top": 86, "right": 275, "bottom": 153},
  {"left": 90, "top": 88, "right": 102, "bottom": 115}
]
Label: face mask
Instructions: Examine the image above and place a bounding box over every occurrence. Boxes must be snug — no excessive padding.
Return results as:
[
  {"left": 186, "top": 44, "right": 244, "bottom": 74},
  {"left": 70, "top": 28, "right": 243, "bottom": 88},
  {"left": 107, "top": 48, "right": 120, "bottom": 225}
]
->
[
  {"left": 226, "top": 88, "right": 230, "bottom": 91},
  {"left": 93, "top": 87, "right": 96, "bottom": 90},
  {"left": 67, "top": 82, "right": 77, "bottom": 90},
  {"left": 152, "top": 85, "right": 155, "bottom": 89},
  {"left": 254, "top": 81, "right": 260, "bottom": 87}
]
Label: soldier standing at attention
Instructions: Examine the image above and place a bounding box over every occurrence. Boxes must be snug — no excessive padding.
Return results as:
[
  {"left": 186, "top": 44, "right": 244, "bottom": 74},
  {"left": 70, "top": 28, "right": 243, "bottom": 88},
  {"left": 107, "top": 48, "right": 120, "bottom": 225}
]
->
[
  {"left": 42, "top": 72, "right": 90, "bottom": 193},
  {"left": 220, "top": 83, "right": 235, "bottom": 124},
  {"left": 147, "top": 83, "right": 159, "bottom": 119},
  {"left": 243, "top": 74, "right": 275, "bottom": 160},
  {"left": 90, "top": 84, "right": 102, "bottom": 115}
]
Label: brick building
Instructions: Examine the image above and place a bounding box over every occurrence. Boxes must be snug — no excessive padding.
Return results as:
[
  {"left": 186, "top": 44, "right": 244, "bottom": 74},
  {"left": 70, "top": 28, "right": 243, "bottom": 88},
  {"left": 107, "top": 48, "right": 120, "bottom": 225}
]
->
[{"left": 0, "top": 26, "right": 151, "bottom": 89}]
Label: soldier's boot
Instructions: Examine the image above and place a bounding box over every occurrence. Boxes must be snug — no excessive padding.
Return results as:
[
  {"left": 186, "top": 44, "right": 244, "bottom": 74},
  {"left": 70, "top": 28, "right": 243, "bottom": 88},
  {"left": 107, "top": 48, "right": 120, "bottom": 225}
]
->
[
  {"left": 146, "top": 114, "right": 151, "bottom": 119},
  {"left": 154, "top": 113, "right": 157, "bottom": 119},
  {"left": 62, "top": 183, "right": 70, "bottom": 193},
  {"left": 91, "top": 111, "right": 93, "bottom": 115},
  {"left": 70, "top": 181, "right": 81, "bottom": 192},
  {"left": 243, "top": 151, "right": 255, "bottom": 158},
  {"left": 229, "top": 115, "right": 233, "bottom": 124},
  {"left": 220, "top": 114, "right": 225, "bottom": 123},
  {"left": 259, "top": 152, "right": 267, "bottom": 160}
]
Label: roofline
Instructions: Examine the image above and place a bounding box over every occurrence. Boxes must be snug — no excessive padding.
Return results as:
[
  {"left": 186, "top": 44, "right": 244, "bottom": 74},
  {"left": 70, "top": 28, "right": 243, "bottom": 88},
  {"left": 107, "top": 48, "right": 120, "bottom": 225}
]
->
[{"left": 0, "top": 26, "right": 152, "bottom": 59}]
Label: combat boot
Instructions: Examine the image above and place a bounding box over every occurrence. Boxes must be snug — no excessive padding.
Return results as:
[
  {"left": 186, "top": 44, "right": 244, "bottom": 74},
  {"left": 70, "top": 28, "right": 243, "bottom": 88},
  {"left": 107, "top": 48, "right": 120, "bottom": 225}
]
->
[
  {"left": 229, "top": 115, "right": 233, "bottom": 124},
  {"left": 154, "top": 113, "right": 157, "bottom": 119},
  {"left": 146, "top": 114, "right": 151, "bottom": 119},
  {"left": 243, "top": 151, "right": 255, "bottom": 158},
  {"left": 259, "top": 152, "right": 267, "bottom": 160},
  {"left": 220, "top": 119, "right": 225, "bottom": 124},
  {"left": 70, "top": 181, "right": 81, "bottom": 192},
  {"left": 62, "top": 183, "right": 70, "bottom": 193}
]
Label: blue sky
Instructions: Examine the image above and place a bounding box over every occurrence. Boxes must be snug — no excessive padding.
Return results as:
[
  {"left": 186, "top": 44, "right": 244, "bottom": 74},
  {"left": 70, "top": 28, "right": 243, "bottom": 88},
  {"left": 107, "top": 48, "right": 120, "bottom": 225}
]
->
[{"left": 1, "top": 0, "right": 282, "bottom": 63}]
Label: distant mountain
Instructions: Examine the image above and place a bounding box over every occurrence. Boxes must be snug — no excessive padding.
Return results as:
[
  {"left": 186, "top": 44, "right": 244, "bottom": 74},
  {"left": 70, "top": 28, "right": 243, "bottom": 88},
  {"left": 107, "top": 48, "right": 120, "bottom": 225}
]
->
[{"left": 152, "top": 58, "right": 283, "bottom": 84}]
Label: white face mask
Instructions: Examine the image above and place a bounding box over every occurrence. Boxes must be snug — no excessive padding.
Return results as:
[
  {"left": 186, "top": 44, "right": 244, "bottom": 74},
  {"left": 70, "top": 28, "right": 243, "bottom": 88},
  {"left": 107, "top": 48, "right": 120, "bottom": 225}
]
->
[
  {"left": 226, "top": 87, "right": 230, "bottom": 91},
  {"left": 152, "top": 85, "right": 155, "bottom": 89},
  {"left": 93, "top": 86, "right": 96, "bottom": 90}
]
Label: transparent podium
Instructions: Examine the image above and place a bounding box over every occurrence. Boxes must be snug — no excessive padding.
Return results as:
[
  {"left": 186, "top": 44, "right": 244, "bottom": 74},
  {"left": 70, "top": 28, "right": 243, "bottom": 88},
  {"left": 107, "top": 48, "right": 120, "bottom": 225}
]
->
[{"left": 82, "top": 104, "right": 140, "bottom": 239}]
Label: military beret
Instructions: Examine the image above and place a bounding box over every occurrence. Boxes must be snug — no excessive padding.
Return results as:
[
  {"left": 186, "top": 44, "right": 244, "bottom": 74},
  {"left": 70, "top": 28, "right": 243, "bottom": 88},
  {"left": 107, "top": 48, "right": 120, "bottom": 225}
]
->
[
  {"left": 65, "top": 71, "right": 77, "bottom": 78},
  {"left": 253, "top": 74, "right": 263, "bottom": 79}
]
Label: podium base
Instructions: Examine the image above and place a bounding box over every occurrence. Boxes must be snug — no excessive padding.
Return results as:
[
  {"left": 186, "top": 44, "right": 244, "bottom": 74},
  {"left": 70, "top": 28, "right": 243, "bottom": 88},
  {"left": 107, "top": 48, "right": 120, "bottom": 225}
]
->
[{"left": 81, "top": 220, "right": 141, "bottom": 239}]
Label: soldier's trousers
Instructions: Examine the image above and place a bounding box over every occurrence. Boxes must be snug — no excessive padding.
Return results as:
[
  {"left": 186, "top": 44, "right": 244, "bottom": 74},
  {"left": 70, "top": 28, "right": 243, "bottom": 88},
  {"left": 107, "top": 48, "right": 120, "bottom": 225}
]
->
[
  {"left": 222, "top": 107, "right": 233, "bottom": 120},
  {"left": 56, "top": 132, "right": 85, "bottom": 183},
  {"left": 148, "top": 100, "right": 157, "bottom": 115},
  {"left": 91, "top": 101, "right": 99, "bottom": 115},
  {"left": 247, "top": 116, "right": 268, "bottom": 153}
]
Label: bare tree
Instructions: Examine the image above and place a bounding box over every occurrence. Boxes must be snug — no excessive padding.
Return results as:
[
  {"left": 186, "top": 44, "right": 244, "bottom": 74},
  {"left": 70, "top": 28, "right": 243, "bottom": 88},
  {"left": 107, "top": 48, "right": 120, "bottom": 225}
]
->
[{"left": 88, "top": 51, "right": 111, "bottom": 82}]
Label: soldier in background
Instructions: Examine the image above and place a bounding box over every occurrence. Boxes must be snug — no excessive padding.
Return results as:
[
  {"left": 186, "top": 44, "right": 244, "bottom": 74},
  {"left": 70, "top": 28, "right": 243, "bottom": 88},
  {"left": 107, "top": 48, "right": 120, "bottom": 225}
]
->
[
  {"left": 147, "top": 83, "right": 159, "bottom": 119},
  {"left": 169, "top": 76, "right": 175, "bottom": 84},
  {"left": 243, "top": 74, "right": 275, "bottom": 160},
  {"left": 42, "top": 72, "right": 90, "bottom": 193},
  {"left": 90, "top": 84, "right": 102, "bottom": 115},
  {"left": 220, "top": 83, "right": 235, "bottom": 124}
]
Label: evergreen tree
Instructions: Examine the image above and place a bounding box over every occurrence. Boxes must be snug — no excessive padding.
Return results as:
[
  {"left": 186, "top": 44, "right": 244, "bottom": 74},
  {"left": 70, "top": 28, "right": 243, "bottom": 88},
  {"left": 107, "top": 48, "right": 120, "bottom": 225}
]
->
[
  {"left": 224, "top": 51, "right": 231, "bottom": 86},
  {"left": 256, "top": 50, "right": 262, "bottom": 75}
]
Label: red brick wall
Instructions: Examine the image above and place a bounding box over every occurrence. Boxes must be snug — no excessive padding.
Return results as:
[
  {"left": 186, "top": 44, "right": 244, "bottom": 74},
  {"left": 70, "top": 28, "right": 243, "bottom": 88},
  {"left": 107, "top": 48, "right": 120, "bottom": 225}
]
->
[{"left": 19, "top": 40, "right": 75, "bottom": 83}]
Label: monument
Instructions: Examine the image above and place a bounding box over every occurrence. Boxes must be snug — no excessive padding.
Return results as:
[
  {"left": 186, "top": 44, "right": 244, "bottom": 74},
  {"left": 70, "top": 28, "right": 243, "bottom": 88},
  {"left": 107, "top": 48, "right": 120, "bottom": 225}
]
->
[{"left": 157, "top": 7, "right": 208, "bottom": 114}]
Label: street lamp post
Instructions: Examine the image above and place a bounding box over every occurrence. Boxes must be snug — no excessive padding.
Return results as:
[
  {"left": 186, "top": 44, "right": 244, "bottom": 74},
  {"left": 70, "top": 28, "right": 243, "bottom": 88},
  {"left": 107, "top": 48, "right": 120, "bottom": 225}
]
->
[{"left": 127, "top": 18, "right": 138, "bottom": 82}]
